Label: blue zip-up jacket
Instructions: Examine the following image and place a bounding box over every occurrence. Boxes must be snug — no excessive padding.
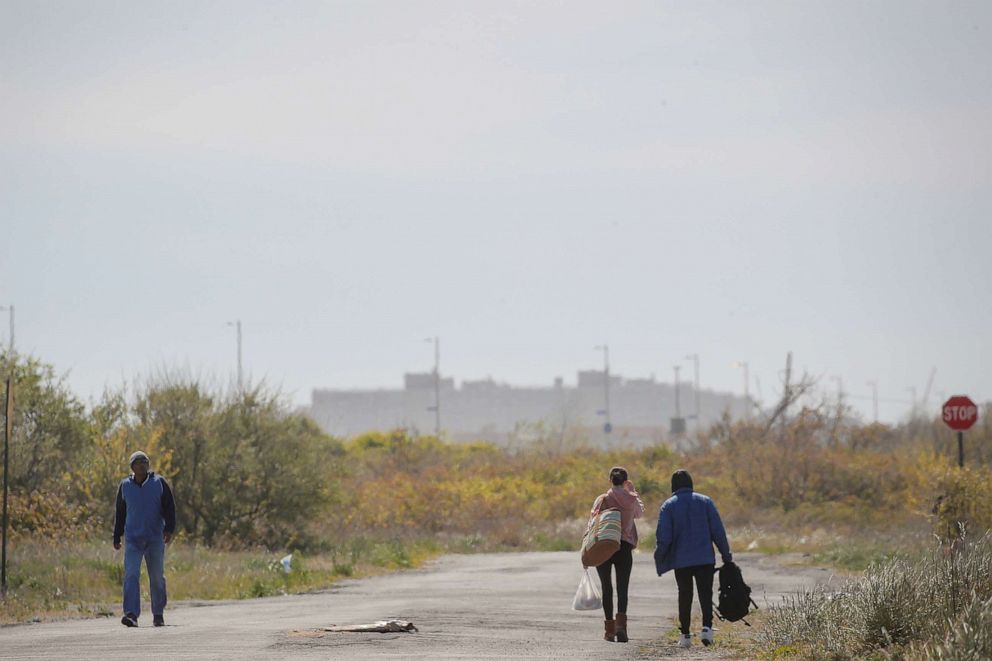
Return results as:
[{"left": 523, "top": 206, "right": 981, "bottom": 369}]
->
[
  {"left": 654, "top": 488, "right": 732, "bottom": 575},
  {"left": 113, "top": 472, "right": 176, "bottom": 544}
]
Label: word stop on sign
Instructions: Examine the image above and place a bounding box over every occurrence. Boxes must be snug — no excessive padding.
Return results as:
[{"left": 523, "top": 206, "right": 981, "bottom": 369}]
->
[{"left": 944, "top": 405, "right": 978, "bottom": 423}]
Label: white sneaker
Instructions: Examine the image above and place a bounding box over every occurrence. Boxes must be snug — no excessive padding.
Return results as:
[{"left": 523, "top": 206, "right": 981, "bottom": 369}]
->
[
  {"left": 679, "top": 633, "right": 692, "bottom": 648},
  {"left": 701, "top": 626, "right": 714, "bottom": 646}
]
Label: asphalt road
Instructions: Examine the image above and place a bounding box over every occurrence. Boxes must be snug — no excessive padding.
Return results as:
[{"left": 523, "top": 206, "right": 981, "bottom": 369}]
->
[{"left": 0, "top": 551, "right": 830, "bottom": 660}]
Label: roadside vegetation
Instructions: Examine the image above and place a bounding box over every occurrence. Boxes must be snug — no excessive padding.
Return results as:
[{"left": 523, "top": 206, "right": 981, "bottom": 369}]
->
[
  {"left": 1, "top": 349, "right": 989, "bottom": 657},
  {"left": 0, "top": 536, "right": 439, "bottom": 624},
  {"left": 760, "top": 532, "right": 992, "bottom": 660}
]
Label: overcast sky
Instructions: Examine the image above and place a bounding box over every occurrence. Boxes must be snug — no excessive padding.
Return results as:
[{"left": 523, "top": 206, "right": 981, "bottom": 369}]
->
[{"left": 2, "top": 1, "right": 990, "bottom": 423}]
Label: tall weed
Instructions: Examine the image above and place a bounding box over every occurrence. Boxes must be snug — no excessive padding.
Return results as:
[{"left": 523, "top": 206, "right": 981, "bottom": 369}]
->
[
  {"left": 913, "top": 596, "right": 992, "bottom": 660},
  {"left": 761, "top": 532, "right": 992, "bottom": 658}
]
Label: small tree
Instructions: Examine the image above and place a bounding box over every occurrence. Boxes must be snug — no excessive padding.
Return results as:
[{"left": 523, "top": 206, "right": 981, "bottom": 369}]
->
[
  {"left": 133, "top": 378, "right": 214, "bottom": 540},
  {"left": 71, "top": 388, "right": 173, "bottom": 529},
  {"left": 0, "top": 351, "right": 89, "bottom": 493}
]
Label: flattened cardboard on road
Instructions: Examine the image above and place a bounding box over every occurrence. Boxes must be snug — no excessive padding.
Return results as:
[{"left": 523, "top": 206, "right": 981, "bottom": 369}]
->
[{"left": 322, "top": 619, "right": 417, "bottom": 633}]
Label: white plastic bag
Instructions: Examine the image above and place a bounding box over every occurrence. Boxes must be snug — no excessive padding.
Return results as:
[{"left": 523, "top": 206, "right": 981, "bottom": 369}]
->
[{"left": 571, "top": 568, "right": 603, "bottom": 611}]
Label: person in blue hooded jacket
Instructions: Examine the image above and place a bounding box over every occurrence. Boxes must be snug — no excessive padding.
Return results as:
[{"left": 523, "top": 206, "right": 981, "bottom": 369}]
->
[{"left": 654, "top": 469, "right": 732, "bottom": 649}]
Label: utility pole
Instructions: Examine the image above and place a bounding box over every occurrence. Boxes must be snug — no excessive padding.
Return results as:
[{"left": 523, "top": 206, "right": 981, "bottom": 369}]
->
[
  {"left": 2, "top": 377, "right": 12, "bottom": 597},
  {"left": 594, "top": 345, "right": 611, "bottom": 434},
  {"left": 830, "top": 375, "right": 844, "bottom": 404},
  {"left": 433, "top": 336, "right": 440, "bottom": 438},
  {"left": 779, "top": 352, "right": 793, "bottom": 433},
  {"left": 227, "top": 320, "right": 242, "bottom": 391},
  {"left": 906, "top": 386, "right": 917, "bottom": 418},
  {"left": 867, "top": 380, "right": 879, "bottom": 423},
  {"left": 921, "top": 368, "right": 936, "bottom": 409},
  {"left": 673, "top": 365, "right": 682, "bottom": 418},
  {"left": 425, "top": 337, "right": 441, "bottom": 438},
  {"left": 685, "top": 353, "right": 700, "bottom": 431}
]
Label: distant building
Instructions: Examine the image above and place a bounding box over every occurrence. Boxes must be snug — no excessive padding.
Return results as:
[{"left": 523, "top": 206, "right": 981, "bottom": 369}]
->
[
  {"left": 403, "top": 372, "right": 454, "bottom": 390},
  {"left": 309, "top": 371, "right": 749, "bottom": 446}
]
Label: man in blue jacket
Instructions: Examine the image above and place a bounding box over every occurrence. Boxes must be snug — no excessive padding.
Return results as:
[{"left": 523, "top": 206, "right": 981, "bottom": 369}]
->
[
  {"left": 654, "top": 469, "right": 732, "bottom": 649},
  {"left": 113, "top": 450, "right": 176, "bottom": 627}
]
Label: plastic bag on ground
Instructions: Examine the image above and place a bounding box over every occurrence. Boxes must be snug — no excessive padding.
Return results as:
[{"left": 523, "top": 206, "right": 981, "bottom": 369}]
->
[{"left": 571, "top": 568, "right": 603, "bottom": 611}]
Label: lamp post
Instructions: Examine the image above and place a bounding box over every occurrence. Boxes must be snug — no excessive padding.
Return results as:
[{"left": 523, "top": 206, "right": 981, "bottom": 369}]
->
[
  {"left": 424, "top": 336, "right": 440, "bottom": 438},
  {"left": 593, "top": 344, "right": 611, "bottom": 434},
  {"left": 734, "top": 361, "right": 750, "bottom": 419},
  {"left": 685, "top": 353, "right": 700, "bottom": 431},
  {"left": 226, "top": 320, "right": 242, "bottom": 391}
]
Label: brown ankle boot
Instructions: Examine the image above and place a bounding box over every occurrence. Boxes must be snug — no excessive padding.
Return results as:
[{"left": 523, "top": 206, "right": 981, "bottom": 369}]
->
[
  {"left": 615, "top": 613, "right": 628, "bottom": 643},
  {"left": 604, "top": 619, "right": 616, "bottom": 642}
]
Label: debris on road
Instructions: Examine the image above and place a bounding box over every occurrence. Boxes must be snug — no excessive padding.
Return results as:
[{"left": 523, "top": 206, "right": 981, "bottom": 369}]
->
[{"left": 322, "top": 619, "right": 418, "bottom": 633}]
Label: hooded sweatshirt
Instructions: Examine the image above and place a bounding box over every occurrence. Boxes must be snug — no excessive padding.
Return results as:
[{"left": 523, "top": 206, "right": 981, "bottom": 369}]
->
[{"left": 590, "top": 485, "right": 645, "bottom": 547}]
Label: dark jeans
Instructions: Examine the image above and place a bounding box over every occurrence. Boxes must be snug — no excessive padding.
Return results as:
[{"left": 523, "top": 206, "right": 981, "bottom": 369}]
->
[
  {"left": 596, "top": 541, "right": 633, "bottom": 620},
  {"left": 673, "top": 564, "right": 715, "bottom": 634}
]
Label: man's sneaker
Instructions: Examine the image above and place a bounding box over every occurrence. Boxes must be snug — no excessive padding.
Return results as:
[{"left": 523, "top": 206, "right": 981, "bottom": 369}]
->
[
  {"left": 153, "top": 615, "right": 165, "bottom": 627},
  {"left": 121, "top": 613, "right": 138, "bottom": 627},
  {"left": 679, "top": 633, "right": 692, "bottom": 648},
  {"left": 701, "top": 626, "right": 714, "bottom": 646}
]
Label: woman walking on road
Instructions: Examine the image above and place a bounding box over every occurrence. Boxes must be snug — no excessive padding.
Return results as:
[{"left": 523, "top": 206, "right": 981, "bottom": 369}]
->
[
  {"left": 589, "top": 466, "right": 645, "bottom": 643},
  {"left": 653, "top": 469, "right": 733, "bottom": 649}
]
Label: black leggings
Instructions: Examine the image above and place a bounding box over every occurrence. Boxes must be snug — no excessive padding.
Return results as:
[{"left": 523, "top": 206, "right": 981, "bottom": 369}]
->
[
  {"left": 596, "top": 541, "right": 633, "bottom": 620},
  {"left": 673, "top": 564, "right": 715, "bottom": 634}
]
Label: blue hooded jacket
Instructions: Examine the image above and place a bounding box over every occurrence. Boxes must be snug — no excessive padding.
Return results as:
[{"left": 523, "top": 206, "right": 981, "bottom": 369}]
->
[{"left": 654, "top": 488, "right": 732, "bottom": 575}]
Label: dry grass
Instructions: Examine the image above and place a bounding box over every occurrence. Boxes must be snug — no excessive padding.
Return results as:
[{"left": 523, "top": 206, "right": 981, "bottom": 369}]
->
[
  {"left": 0, "top": 536, "right": 441, "bottom": 625},
  {"left": 911, "top": 595, "right": 992, "bottom": 659},
  {"left": 758, "top": 532, "right": 992, "bottom": 659}
]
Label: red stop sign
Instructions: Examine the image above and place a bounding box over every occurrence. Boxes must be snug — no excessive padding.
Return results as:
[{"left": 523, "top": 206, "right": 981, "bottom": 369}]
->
[{"left": 943, "top": 395, "right": 979, "bottom": 431}]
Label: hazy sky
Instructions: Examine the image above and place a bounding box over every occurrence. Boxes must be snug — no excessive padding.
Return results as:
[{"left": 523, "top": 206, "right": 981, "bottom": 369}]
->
[{"left": 2, "top": 1, "right": 990, "bottom": 423}]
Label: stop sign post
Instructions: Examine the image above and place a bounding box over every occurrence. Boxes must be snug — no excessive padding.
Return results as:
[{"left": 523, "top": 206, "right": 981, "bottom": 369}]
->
[{"left": 942, "top": 395, "right": 979, "bottom": 467}]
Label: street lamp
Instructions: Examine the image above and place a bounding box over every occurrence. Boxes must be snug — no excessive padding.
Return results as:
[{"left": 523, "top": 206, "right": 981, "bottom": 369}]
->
[
  {"left": 424, "top": 336, "right": 440, "bottom": 438},
  {"left": 685, "top": 353, "right": 700, "bottom": 431},
  {"left": 734, "top": 361, "right": 750, "bottom": 419},
  {"left": 226, "top": 320, "right": 242, "bottom": 391},
  {"left": 669, "top": 364, "right": 689, "bottom": 436},
  {"left": 593, "top": 345, "right": 611, "bottom": 433}
]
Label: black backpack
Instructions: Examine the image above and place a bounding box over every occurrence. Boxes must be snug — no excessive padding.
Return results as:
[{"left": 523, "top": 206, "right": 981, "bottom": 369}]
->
[{"left": 716, "top": 562, "right": 758, "bottom": 625}]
